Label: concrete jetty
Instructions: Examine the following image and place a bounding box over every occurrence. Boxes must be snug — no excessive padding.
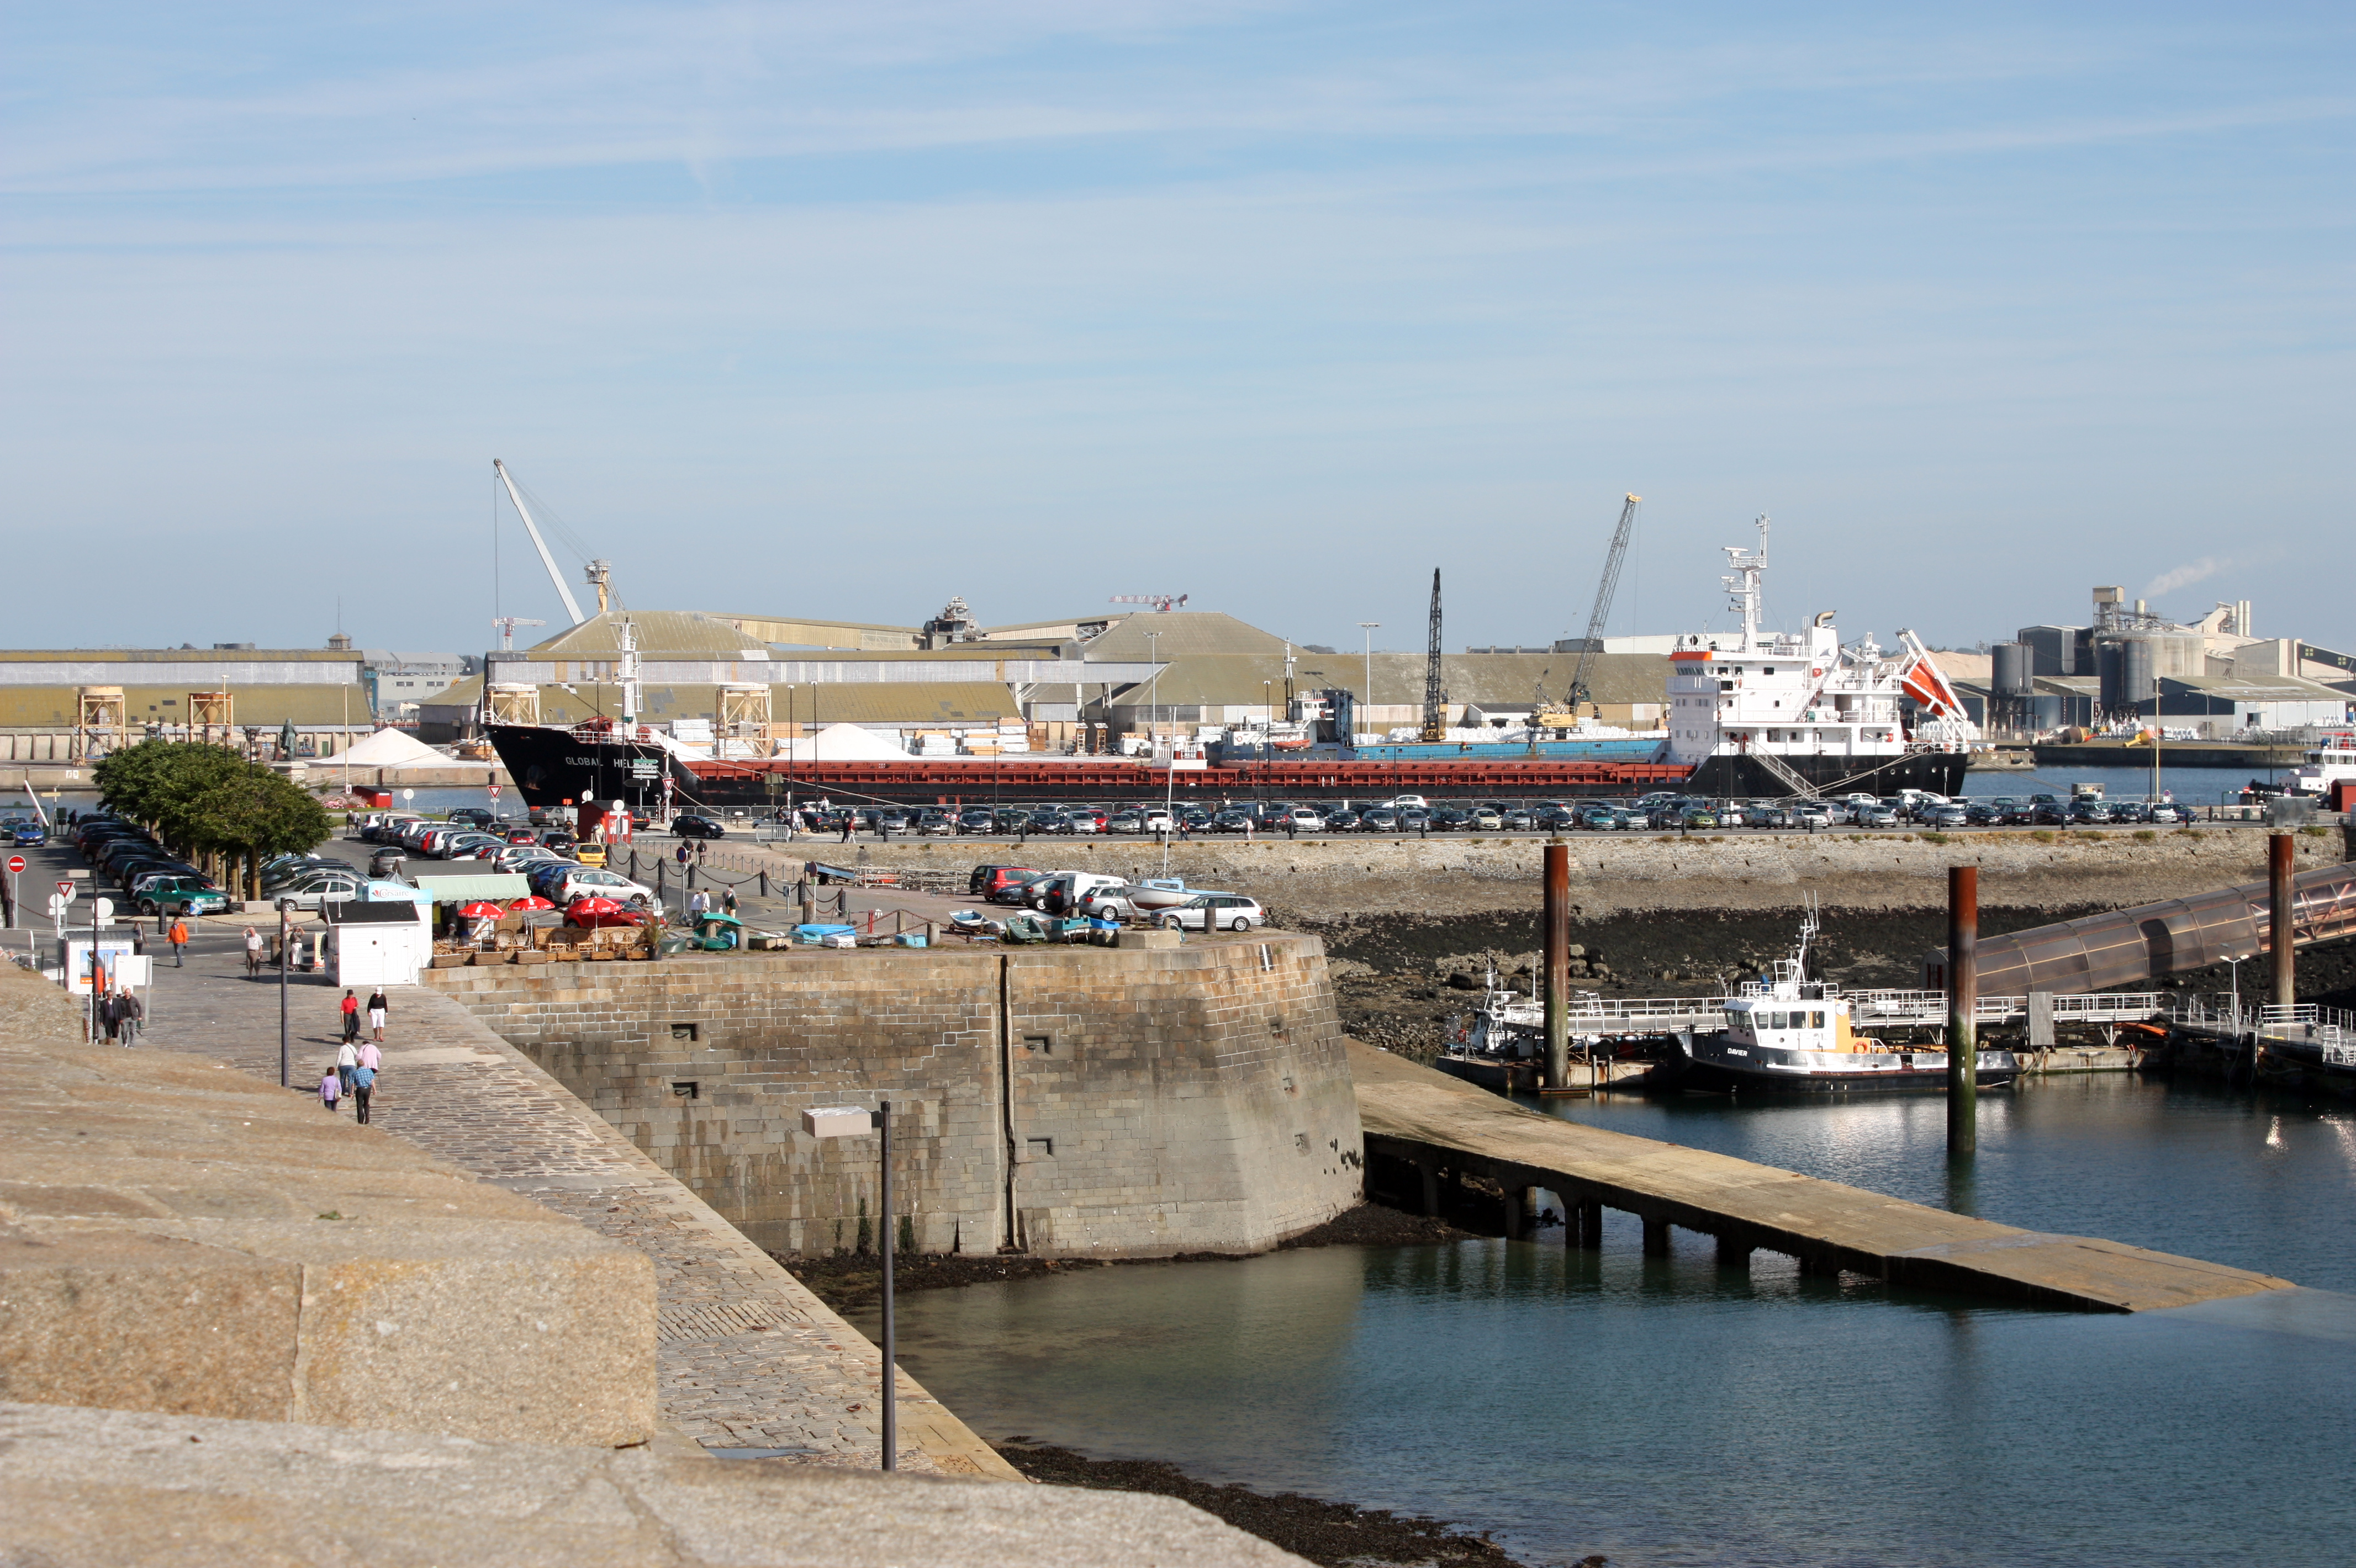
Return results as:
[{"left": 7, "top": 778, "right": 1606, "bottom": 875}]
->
[{"left": 1351, "top": 1040, "right": 2293, "bottom": 1312}]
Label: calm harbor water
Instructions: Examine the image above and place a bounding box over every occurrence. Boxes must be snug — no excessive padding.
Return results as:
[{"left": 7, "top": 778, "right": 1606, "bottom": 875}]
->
[{"left": 869, "top": 1077, "right": 2354, "bottom": 1567}]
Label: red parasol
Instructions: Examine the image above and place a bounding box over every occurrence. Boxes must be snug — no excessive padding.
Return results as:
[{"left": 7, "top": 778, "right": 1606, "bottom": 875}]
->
[
  {"left": 509, "top": 895, "right": 555, "bottom": 911},
  {"left": 457, "top": 901, "right": 505, "bottom": 920}
]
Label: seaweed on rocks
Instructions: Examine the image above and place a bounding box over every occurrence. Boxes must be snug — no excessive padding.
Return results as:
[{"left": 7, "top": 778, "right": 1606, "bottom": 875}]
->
[{"left": 992, "top": 1442, "right": 1581, "bottom": 1568}]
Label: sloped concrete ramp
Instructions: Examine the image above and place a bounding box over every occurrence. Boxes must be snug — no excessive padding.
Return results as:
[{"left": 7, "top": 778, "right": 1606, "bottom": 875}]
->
[{"left": 1350, "top": 1041, "right": 2293, "bottom": 1312}]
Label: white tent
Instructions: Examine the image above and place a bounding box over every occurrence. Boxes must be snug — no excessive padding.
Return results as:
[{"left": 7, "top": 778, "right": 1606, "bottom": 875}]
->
[
  {"left": 773, "top": 722, "right": 912, "bottom": 762},
  {"left": 316, "top": 728, "right": 496, "bottom": 772}
]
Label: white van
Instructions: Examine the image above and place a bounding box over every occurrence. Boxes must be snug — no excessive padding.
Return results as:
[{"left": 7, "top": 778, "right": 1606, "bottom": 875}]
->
[{"left": 1026, "top": 870, "right": 1127, "bottom": 914}]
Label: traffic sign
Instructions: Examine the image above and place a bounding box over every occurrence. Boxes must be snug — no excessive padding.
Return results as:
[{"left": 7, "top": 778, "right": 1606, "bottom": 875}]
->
[
  {"left": 6, "top": 855, "right": 22, "bottom": 874},
  {"left": 488, "top": 783, "right": 502, "bottom": 798},
  {"left": 56, "top": 881, "right": 76, "bottom": 903},
  {"left": 93, "top": 897, "right": 115, "bottom": 924}
]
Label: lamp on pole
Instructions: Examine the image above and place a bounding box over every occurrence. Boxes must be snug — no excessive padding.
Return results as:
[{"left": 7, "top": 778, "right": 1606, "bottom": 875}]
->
[
  {"left": 1358, "top": 623, "right": 1380, "bottom": 743},
  {"left": 278, "top": 896, "right": 295, "bottom": 1089}
]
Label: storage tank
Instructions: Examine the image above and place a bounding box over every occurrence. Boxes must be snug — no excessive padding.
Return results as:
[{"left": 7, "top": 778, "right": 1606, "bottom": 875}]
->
[
  {"left": 2120, "top": 635, "right": 2157, "bottom": 711},
  {"left": 2097, "top": 642, "right": 2126, "bottom": 716},
  {"left": 1991, "top": 642, "right": 2032, "bottom": 696},
  {"left": 2026, "top": 693, "right": 2063, "bottom": 732}
]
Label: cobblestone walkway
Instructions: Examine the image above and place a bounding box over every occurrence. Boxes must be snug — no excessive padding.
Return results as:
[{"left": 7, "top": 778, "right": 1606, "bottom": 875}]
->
[{"left": 131, "top": 921, "right": 1010, "bottom": 1477}]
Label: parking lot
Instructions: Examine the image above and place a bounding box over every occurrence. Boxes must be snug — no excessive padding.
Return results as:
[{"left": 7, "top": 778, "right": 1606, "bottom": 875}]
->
[{"left": 682, "top": 787, "right": 2222, "bottom": 847}]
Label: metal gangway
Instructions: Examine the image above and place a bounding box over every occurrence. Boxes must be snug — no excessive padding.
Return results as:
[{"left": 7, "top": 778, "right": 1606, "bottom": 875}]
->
[{"left": 2170, "top": 997, "right": 2356, "bottom": 1066}]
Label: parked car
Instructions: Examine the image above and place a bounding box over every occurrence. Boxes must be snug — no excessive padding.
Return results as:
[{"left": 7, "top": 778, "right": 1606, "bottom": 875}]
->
[
  {"left": 969, "top": 864, "right": 1043, "bottom": 898},
  {"left": 546, "top": 867, "right": 656, "bottom": 908},
  {"left": 672, "top": 813, "right": 727, "bottom": 839},
  {"left": 1324, "top": 808, "right": 1361, "bottom": 831},
  {"left": 273, "top": 874, "right": 361, "bottom": 912},
  {"left": 1359, "top": 807, "right": 1398, "bottom": 833},
  {"left": 447, "top": 808, "right": 495, "bottom": 829},
  {"left": 2109, "top": 801, "right": 2151, "bottom": 824},
  {"left": 2148, "top": 802, "right": 2194, "bottom": 824},
  {"left": 1851, "top": 804, "right": 1898, "bottom": 828},
  {"left": 1028, "top": 871, "right": 1126, "bottom": 915},
  {"left": 538, "top": 829, "right": 577, "bottom": 851},
  {"left": 986, "top": 872, "right": 1051, "bottom": 906},
  {"left": 1139, "top": 808, "right": 1175, "bottom": 834},
  {"left": 2069, "top": 800, "right": 2115, "bottom": 824},
  {"left": 1499, "top": 808, "right": 1535, "bottom": 831},
  {"left": 1923, "top": 804, "right": 1971, "bottom": 829},
  {"left": 959, "top": 809, "right": 997, "bottom": 834},
  {"left": 1282, "top": 807, "right": 1327, "bottom": 833},
  {"left": 135, "top": 876, "right": 233, "bottom": 917},
  {"left": 1465, "top": 807, "right": 1503, "bottom": 831},
  {"left": 1209, "top": 810, "right": 1254, "bottom": 834},
  {"left": 1108, "top": 810, "right": 1145, "bottom": 834},
  {"left": 915, "top": 810, "right": 957, "bottom": 836},
  {"left": 1155, "top": 893, "right": 1267, "bottom": 933},
  {"left": 1397, "top": 808, "right": 1432, "bottom": 832}
]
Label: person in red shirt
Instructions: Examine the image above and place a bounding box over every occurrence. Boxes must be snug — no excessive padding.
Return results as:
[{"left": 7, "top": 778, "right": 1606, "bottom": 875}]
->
[{"left": 339, "top": 989, "right": 360, "bottom": 1043}]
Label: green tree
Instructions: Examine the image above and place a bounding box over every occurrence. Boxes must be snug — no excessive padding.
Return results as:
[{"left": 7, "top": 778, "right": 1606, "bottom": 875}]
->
[
  {"left": 184, "top": 771, "right": 333, "bottom": 899},
  {"left": 95, "top": 740, "right": 330, "bottom": 897}
]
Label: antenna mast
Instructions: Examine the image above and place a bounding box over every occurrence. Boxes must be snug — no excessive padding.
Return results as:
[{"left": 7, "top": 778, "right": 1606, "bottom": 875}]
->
[{"left": 1420, "top": 569, "right": 1446, "bottom": 743}]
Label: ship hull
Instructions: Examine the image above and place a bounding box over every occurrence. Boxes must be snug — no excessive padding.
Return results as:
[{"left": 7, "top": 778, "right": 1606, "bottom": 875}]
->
[
  {"left": 1683, "top": 749, "right": 1970, "bottom": 798},
  {"left": 487, "top": 724, "right": 1694, "bottom": 809}
]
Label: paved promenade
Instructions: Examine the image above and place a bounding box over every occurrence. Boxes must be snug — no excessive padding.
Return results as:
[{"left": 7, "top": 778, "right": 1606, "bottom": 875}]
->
[{"left": 133, "top": 920, "right": 1016, "bottom": 1477}]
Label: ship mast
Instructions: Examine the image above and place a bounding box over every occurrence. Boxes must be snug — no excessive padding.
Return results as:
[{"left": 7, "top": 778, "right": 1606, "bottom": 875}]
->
[{"left": 1721, "top": 515, "right": 1769, "bottom": 649}]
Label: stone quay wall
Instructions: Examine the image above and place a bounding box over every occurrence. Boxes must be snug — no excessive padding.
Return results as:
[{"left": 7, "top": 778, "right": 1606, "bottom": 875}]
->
[
  {"left": 788, "top": 823, "right": 2350, "bottom": 920},
  {"left": 421, "top": 934, "right": 1362, "bottom": 1259}
]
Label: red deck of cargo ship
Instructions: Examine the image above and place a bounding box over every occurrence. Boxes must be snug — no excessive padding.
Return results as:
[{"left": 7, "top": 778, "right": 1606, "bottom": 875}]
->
[{"left": 684, "top": 756, "right": 1692, "bottom": 804}]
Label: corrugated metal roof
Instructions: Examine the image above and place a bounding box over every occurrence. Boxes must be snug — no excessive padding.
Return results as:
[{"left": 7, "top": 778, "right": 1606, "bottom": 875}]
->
[
  {"left": 0, "top": 648, "right": 362, "bottom": 664},
  {"left": 0, "top": 685, "right": 371, "bottom": 727},
  {"left": 1102, "top": 651, "right": 1668, "bottom": 708},
  {"left": 429, "top": 679, "right": 1019, "bottom": 725},
  {"left": 2162, "top": 674, "right": 2348, "bottom": 700},
  {"left": 1079, "top": 612, "right": 1291, "bottom": 661},
  {"left": 529, "top": 611, "right": 766, "bottom": 656}
]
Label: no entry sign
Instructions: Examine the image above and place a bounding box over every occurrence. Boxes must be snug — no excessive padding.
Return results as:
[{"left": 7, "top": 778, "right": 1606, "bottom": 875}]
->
[{"left": 6, "top": 855, "right": 22, "bottom": 875}]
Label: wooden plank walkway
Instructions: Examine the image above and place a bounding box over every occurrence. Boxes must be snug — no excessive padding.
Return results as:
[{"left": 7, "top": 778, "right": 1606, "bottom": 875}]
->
[{"left": 1350, "top": 1041, "right": 2293, "bottom": 1312}]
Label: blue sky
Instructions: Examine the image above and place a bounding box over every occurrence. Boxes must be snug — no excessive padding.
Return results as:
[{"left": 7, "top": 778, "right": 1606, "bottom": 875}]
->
[{"left": 4, "top": 2, "right": 2349, "bottom": 658}]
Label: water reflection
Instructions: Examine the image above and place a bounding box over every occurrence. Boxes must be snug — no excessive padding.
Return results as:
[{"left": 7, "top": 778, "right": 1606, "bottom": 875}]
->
[{"left": 874, "top": 1074, "right": 2356, "bottom": 1565}]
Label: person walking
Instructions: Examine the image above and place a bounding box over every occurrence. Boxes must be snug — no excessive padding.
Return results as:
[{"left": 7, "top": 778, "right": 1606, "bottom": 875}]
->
[
  {"left": 168, "top": 917, "right": 189, "bottom": 967},
  {"left": 318, "top": 1067, "right": 341, "bottom": 1113},
  {"left": 242, "top": 925, "right": 263, "bottom": 976},
  {"left": 348, "top": 1061, "right": 376, "bottom": 1125},
  {"left": 115, "top": 988, "right": 142, "bottom": 1048},
  {"left": 99, "top": 988, "right": 122, "bottom": 1045},
  {"left": 721, "top": 884, "right": 738, "bottom": 917},
  {"left": 839, "top": 814, "right": 853, "bottom": 844},
  {"left": 688, "top": 888, "right": 709, "bottom": 920},
  {"left": 366, "top": 990, "right": 387, "bottom": 1043},
  {"left": 339, "top": 989, "right": 361, "bottom": 1042},
  {"left": 335, "top": 1038, "right": 359, "bottom": 1098}
]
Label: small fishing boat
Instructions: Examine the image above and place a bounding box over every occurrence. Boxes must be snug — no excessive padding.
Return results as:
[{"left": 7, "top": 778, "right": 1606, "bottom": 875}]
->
[{"left": 1671, "top": 907, "right": 2020, "bottom": 1094}]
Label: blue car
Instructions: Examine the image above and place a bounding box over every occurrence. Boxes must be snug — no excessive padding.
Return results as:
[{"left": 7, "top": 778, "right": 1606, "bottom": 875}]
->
[{"left": 8, "top": 820, "right": 45, "bottom": 846}]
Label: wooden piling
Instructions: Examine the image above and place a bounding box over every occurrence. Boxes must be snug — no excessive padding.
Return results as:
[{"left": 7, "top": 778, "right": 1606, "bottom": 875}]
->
[
  {"left": 1947, "top": 864, "right": 1978, "bottom": 1156},
  {"left": 2270, "top": 831, "right": 2295, "bottom": 1009},
  {"left": 1543, "top": 840, "right": 1570, "bottom": 1091}
]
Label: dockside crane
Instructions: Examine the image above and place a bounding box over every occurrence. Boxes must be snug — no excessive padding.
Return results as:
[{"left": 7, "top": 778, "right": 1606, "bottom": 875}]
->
[
  {"left": 1419, "top": 569, "right": 1447, "bottom": 743},
  {"left": 493, "top": 459, "right": 590, "bottom": 628},
  {"left": 1564, "top": 494, "right": 1641, "bottom": 719}
]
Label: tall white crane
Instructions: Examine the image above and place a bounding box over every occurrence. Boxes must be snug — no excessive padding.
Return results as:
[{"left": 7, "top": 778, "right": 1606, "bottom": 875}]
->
[{"left": 493, "top": 459, "right": 589, "bottom": 627}]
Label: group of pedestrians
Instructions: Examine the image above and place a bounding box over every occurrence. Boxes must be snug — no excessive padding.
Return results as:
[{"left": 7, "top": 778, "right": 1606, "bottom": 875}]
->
[
  {"left": 97, "top": 984, "right": 144, "bottom": 1046},
  {"left": 684, "top": 885, "right": 739, "bottom": 920},
  {"left": 319, "top": 987, "right": 389, "bottom": 1123}
]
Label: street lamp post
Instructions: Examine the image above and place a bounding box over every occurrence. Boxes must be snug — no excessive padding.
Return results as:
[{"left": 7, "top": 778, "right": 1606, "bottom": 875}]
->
[
  {"left": 1357, "top": 623, "right": 1380, "bottom": 746},
  {"left": 278, "top": 896, "right": 295, "bottom": 1088}
]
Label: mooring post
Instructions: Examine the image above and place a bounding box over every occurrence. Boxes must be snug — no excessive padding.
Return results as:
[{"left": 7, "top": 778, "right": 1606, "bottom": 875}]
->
[
  {"left": 1544, "top": 839, "right": 1571, "bottom": 1090},
  {"left": 1947, "top": 864, "right": 1978, "bottom": 1156},
  {"left": 1642, "top": 1216, "right": 1670, "bottom": 1257},
  {"left": 1578, "top": 1196, "right": 1603, "bottom": 1249},
  {"left": 878, "top": 1096, "right": 896, "bottom": 1472},
  {"left": 2269, "top": 831, "right": 2295, "bottom": 1009}
]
